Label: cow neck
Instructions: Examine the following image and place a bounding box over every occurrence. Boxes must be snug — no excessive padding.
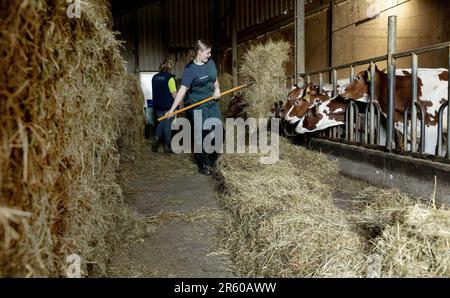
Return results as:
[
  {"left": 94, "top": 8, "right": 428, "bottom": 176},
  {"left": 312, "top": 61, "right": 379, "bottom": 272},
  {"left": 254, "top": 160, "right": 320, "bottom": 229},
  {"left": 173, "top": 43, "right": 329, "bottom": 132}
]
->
[{"left": 326, "top": 98, "right": 347, "bottom": 121}]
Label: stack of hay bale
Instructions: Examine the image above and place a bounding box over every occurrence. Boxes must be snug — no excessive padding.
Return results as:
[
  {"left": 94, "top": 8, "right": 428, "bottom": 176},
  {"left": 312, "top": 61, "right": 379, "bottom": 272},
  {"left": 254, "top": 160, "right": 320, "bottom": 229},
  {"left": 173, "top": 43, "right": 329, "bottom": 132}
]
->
[{"left": 0, "top": 0, "right": 146, "bottom": 277}]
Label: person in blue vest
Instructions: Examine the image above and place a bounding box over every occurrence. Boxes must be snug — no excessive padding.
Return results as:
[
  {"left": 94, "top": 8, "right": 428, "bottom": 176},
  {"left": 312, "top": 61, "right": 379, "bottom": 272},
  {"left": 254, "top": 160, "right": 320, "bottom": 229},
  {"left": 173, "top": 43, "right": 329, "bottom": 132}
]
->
[
  {"left": 166, "top": 40, "right": 222, "bottom": 175},
  {"left": 152, "top": 59, "right": 178, "bottom": 153}
]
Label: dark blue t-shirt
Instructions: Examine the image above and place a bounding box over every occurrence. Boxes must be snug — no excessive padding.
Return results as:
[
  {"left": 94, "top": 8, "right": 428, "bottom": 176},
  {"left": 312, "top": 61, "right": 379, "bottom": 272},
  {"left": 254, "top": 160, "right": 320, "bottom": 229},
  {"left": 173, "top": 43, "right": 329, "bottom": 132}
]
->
[{"left": 181, "top": 59, "right": 217, "bottom": 104}]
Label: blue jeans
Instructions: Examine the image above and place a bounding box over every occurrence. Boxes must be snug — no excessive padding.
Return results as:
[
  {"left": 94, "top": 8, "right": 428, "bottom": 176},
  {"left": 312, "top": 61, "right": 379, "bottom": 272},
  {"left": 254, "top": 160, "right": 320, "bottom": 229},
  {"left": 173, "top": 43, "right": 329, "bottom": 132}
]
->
[{"left": 155, "top": 110, "right": 174, "bottom": 147}]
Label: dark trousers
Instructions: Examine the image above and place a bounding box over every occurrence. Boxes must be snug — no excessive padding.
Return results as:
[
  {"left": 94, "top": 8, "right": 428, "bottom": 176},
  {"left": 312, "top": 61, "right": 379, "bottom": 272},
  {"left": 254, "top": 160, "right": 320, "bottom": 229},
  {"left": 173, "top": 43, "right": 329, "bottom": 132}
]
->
[
  {"left": 186, "top": 102, "right": 222, "bottom": 167},
  {"left": 155, "top": 110, "right": 174, "bottom": 147}
]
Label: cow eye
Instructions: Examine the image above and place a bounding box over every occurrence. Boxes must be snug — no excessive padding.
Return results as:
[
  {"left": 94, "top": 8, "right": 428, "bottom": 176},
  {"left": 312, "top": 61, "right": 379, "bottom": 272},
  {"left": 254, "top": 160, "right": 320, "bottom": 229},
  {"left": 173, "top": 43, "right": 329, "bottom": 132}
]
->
[{"left": 355, "top": 76, "right": 360, "bottom": 81}]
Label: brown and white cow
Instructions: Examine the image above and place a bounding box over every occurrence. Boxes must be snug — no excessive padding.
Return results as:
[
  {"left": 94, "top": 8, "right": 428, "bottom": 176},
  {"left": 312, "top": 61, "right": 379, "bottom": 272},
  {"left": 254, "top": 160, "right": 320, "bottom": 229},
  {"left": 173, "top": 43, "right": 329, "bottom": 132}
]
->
[
  {"left": 283, "top": 79, "right": 351, "bottom": 123},
  {"left": 279, "top": 85, "right": 306, "bottom": 119},
  {"left": 340, "top": 65, "right": 448, "bottom": 155},
  {"left": 285, "top": 84, "right": 330, "bottom": 124},
  {"left": 294, "top": 95, "right": 348, "bottom": 134}
]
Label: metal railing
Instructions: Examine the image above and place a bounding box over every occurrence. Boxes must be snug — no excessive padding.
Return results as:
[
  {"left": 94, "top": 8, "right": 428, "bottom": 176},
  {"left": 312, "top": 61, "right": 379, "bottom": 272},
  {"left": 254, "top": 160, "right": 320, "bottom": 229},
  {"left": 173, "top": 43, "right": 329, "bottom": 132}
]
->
[{"left": 286, "top": 16, "right": 450, "bottom": 159}]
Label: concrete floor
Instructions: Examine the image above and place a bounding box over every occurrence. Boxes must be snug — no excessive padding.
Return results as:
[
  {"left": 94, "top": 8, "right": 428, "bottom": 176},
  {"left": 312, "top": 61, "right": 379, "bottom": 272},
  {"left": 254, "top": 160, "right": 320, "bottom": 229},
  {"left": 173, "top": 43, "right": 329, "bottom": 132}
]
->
[{"left": 116, "top": 140, "right": 235, "bottom": 277}]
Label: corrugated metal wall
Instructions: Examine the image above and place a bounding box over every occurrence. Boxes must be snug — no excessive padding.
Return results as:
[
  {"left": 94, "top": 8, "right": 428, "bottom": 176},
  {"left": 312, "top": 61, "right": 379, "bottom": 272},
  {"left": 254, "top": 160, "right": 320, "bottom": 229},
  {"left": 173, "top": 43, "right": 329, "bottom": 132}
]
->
[
  {"left": 218, "top": 0, "right": 294, "bottom": 36},
  {"left": 114, "top": 0, "right": 297, "bottom": 76},
  {"left": 114, "top": 1, "right": 165, "bottom": 73},
  {"left": 137, "top": 3, "right": 164, "bottom": 71},
  {"left": 114, "top": 11, "right": 138, "bottom": 74},
  {"left": 168, "top": 0, "right": 213, "bottom": 49}
]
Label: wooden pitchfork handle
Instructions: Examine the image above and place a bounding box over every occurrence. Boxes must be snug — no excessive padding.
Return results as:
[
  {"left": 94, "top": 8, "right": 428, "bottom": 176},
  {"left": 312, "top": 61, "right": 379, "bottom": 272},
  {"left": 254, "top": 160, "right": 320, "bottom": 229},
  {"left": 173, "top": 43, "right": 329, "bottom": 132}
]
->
[{"left": 157, "top": 81, "right": 255, "bottom": 122}]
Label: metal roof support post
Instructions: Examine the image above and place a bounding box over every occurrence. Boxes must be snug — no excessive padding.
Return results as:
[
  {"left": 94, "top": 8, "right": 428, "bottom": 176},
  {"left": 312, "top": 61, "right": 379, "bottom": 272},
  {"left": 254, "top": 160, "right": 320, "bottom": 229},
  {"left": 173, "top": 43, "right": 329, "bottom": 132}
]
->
[
  {"left": 295, "top": 0, "right": 305, "bottom": 84},
  {"left": 349, "top": 65, "right": 355, "bottom": 142},
  {"left": 447, "top": 46, "right": 450, "bottom": 158},
  {"left": 319, "top": 72, "right": 323, "bottom": 93},
  {"left": 232, "top": 0, "right": 238, "bottom": 87},
  {"left": 386, "top": 15, "right": 397, "bottom": 151},
  {"left": 332, "top": 69, "right": 337, "bottom": 97},
  {"left": 370, "top": 62, "right": 376, "bottom": 145},
  {"left": 411, "top": 53, "right": 418, "bottom": 152}
]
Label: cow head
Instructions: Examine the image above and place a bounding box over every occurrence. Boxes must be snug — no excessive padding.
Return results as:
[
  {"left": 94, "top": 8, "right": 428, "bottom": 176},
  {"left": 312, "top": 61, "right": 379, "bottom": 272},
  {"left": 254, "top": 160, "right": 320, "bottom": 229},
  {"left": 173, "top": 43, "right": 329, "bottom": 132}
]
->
[
  {"left": 279, "top": 85, "right": 304, "bottom": 118},
  {"left": 340, "top": 68, "right": 371, "bottom": 101},
  {"left": 286, "top": 84, "right": 329, "bottom": 123}
]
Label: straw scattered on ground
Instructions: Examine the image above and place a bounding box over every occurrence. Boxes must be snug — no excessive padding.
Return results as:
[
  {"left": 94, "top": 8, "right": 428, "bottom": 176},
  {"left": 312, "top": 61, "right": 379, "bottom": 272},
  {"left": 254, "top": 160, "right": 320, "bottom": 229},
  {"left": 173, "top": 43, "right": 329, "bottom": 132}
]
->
[
  {"left": 216, "top": 138, "right": 368, "bottom": 277},
  {"left": 350, "top": 187, "right": 450, "bottom": 277},
  {"left": 217, "top": 135, "right": 450, "bottom": 277}
]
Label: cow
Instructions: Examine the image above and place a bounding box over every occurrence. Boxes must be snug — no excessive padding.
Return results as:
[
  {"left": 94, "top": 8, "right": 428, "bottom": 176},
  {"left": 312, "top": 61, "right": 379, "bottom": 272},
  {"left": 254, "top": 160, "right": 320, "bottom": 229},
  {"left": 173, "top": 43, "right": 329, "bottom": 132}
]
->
[
  {"left": 294, "top": 95, "right": 349, "bottom": 134},
  {"left": 282, "top": 79, "right": 351, "bottom": 122},
  {"left": 285, "top": 83, "right": 330, "bottom": 124},
  {"left": 340, "top": 65, "right": 448, "bottom": 155},
  {"left": 321, "top": 78, "right": 352, "bottom": 98},
  {"left": 279, "top": 85, "right": 306, "bottom": 119}
]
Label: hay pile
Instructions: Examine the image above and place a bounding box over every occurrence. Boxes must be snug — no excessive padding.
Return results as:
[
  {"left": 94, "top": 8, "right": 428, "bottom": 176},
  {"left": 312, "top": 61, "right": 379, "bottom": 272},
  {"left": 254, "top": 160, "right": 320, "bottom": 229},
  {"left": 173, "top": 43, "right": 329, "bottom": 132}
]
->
[
  {"left": 0, "top": 0, "right": 147, "bottom": 277},
  {"left": 352, "top": 189, "right": 450, "bottom": 277},
  {"left": 240, "top": 40, "right": 291, "bottom": 118},
  {"left": 217, "top": 136, "right": 450, "bottom": 277},
  {"left": 219, "top": 72, "right": 234, "bottom": 118},
  {"left": 216, "top": 139, "right": 367, "bottom": 277},
  {"left": 118, "top": 75, "right": 146, "bottom": 160}
]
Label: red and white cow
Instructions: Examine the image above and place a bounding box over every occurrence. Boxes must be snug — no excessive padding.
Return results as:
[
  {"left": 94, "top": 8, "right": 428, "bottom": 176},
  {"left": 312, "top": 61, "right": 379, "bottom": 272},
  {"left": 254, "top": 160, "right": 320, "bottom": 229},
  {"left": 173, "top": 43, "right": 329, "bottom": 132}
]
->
[
  {"left": 284, "top": 79, "right": 351, "bottom": 124},
  {"left": 279, "top": 85, "right": 306, "bottom": 119},
  {"left": 294, "top": 95, "right": 348, "bottom": 134},
  {"left": 340, "top": 65, "right": 448, "bottom": 155}
]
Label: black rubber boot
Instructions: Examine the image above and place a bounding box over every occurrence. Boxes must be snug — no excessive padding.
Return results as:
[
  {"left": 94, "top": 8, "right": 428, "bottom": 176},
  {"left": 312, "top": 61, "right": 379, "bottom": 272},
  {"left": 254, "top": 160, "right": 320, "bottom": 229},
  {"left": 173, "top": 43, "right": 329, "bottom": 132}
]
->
[
  {"left": 152, "top": 138, "right": 159, "bottom": 152},
  {"left": 164, "top": 144, "right": 173, "bottom": 154},
  {"left": 206, "top": 152, "right": 219, "bottom": 167},
  {"left": 195, "top": 153, "right": 211, "bottom": 175}
]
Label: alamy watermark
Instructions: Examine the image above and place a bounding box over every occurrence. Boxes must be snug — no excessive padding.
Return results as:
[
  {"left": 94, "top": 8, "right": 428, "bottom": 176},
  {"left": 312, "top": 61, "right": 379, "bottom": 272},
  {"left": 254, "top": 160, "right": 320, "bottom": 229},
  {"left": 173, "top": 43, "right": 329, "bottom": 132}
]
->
[
  {"left": 367, "top": 254, "right": 382, "bottom": 278},
  {"left": 171, "top": 113, "right": 280, "bottom": 165},
  {"left": 66, "top": 0, "right": 81, "bottom": 19},
  {"left": 66, "top": 254, "right": 81, "bottom": 278}
]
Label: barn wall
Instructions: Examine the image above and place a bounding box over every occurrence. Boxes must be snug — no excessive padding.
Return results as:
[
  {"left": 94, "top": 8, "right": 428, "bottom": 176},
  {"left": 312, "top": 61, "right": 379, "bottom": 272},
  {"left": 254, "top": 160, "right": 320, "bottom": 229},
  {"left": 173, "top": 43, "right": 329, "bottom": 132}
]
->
[
  {"left": 113, "top": 0, "right": 449, "bottom": 82},
  {"left": 113, "top": 0, "right": 213, "bottom": 78},
  {"left": 332, "top": 0, "right": 447, "bottom": 79},
  {"left": 113, "top": 10, "right": 139, "bottom": 74},
  {"left": 137, "top": 2, "right": 164, "bottom": 72},
  {"left": 114, "top": 1, "right": 165, "bottom": 74},
  {"left": 222, "top": 6, "right": 331, "bottom": 84}
]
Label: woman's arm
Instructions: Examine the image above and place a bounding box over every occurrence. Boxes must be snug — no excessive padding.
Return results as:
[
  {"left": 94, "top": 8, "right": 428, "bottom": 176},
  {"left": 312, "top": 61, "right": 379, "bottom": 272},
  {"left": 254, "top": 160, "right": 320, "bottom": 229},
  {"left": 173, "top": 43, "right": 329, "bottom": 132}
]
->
[
  {"left": 167, "top": 85, "right": 188, "bottom": 116},
  {"left": 213, "top": 79, "right": 221, "bottom": 100}
]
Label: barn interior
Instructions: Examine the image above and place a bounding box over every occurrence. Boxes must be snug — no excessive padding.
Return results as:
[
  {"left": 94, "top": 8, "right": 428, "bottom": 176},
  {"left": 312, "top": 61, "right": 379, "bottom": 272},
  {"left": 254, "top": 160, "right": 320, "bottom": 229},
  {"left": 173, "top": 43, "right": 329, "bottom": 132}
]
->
[{"left": 1, "top": 0, "right": 450, "bottom": 279}]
